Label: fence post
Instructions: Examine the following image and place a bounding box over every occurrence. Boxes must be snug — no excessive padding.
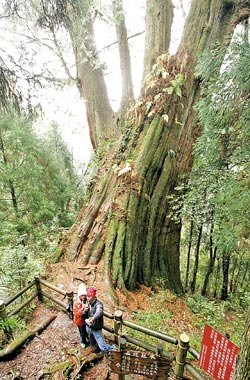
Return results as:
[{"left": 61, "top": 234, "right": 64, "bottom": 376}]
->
[
  {"left": 174, "top": 333, "right": 189, "bottom": 379},
  {"left": 118, "top": 337, "right": 127, "bottom": 380},
  {"left": 35, "top": 275, "right": 43, "bottom": 302},
  {"left": 114, "top": 310, "right": 123, "bottom": 345},
  {"left": 0, "top": 300, "right": 7, "bottom": 320}
]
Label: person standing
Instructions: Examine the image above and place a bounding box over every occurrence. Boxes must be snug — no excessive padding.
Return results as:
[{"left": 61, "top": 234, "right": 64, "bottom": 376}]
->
[
  {"left": 83, "top": 287, "right": 116, "bottom": 354},
  {"left": 73, "top": 283, "right": 89, "bottom": 348}
]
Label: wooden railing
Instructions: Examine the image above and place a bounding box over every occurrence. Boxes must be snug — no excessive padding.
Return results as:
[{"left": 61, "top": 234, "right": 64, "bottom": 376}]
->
[{"left": 0, "top": 277, "right": 205, "bottom": 380}]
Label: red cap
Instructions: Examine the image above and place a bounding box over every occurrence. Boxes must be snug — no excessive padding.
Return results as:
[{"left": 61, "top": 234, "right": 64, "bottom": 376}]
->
[{"left": 87, "top": 287, "right": 97, "bottom": 297}]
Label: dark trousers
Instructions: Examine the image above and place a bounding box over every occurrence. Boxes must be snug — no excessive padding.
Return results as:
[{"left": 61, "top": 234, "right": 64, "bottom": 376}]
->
[{"left": 78, "top": 325, "right": 89, "bottom": 346}]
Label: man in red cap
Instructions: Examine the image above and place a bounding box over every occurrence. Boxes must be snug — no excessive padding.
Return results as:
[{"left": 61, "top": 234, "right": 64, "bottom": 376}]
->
[{"left": 83, "top": 287, "right": 116, "bottom": 354}]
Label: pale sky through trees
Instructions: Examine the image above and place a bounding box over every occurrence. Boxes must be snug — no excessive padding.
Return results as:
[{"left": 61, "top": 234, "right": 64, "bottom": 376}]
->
[{"left": 0, "top": 0, "right": 190, "bottom": 168}]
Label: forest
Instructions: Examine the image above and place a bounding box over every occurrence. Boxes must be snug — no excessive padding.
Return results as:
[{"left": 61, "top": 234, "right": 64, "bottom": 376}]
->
[{"left": 0, "top": 1, "right": 249, "bottom": 379}]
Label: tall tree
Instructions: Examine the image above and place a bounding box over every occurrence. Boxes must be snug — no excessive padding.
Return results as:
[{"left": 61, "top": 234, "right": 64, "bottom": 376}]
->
[
  {"left": 142, "top": 0, "right": 173, "bottom": 82},
  {"left": 62, "top": 1, "right": 249, "bottom": 302}
]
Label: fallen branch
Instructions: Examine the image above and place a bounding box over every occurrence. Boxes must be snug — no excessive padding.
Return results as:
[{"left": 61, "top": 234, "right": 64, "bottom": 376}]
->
[
  {"left": 71, "top": 352, "right": 104, "bottom": 379},
  {"left": 0, "top": 314, "right": 57, "bottom": 360}
]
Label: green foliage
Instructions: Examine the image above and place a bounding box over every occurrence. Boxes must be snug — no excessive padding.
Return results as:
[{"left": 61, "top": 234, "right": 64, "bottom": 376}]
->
[
  {"left": 130, "top": 289, "right": 246, "bottom": 354},
  {"left": 228, "top": 290, "right": 250, "bottom": 310},
  {"left": 128, "top": 289, "right": 176, "bottom": 346},
  {"left": 186, "top": 294, "right": 245, "bottom": 348},
  {"left": 0, "top": 111, "right": 85, "bottom": 293},
  {"left": 0, "top": 246, "right": 44, "bottom": 293},
  {"left": 163, "top": 73, "right": 184, "bottom": 97},
  {"left": 177, "top": 29, "right": 250, "bottom": 299},
  {"left": 0, "top": 314, "right": 27, "bottom": 345},
  {"left": 0, "top": 315, "right": 25, "bottom": 334}
]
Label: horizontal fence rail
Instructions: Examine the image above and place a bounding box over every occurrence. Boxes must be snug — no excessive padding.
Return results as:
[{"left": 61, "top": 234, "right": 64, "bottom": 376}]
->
[{"left": 0, "top": 277, "right": 205, "bottom": 379}]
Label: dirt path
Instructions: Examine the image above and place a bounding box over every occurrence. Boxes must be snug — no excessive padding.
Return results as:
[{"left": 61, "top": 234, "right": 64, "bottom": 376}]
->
[{"left": 0, "top": 261, "right": 197, "bottom": 379}]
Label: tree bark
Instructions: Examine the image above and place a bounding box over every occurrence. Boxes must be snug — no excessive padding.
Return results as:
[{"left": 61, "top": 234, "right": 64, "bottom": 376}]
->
[
  {"left": 233, "top": 309, "right": 250, "bottom": 380},
  {"left": 201, "top": 221, "right": 217, "bottom": 296},
  {"left": 185, "top": 220, "right": 193, "bottom": 291},
  {"left": 64, "top": 5, "right": 118, "bottom": 149},
  {"left": 142, "top": 0, "right": 173, "bottom": 84},
  {"left": 63, "top": 0, "right": 249, "bottom": 300},
  {"left": 213, "top": 256, "right": 221, "bottom": 298},
  {"left": 112, "top": 0, "right": 134, "bottom": 112},
  {"left": 221, "top": 251, "right": 230, "bottom": 300},
  {"left": 0, "top": 132, "right": 19, "bottom": 218},
  {"left": 190, "top": 226, "right": 202, "bottom": 294}
]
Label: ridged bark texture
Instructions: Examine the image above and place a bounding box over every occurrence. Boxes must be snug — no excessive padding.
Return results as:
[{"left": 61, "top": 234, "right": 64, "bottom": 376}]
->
[{"left": 63, "top": 0, "right": 250, "bottom": 297}]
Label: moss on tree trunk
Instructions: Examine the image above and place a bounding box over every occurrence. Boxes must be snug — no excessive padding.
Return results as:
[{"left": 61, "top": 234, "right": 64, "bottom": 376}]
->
[{"left": 62, "top": 0, "right": 249, "bottom": 301}]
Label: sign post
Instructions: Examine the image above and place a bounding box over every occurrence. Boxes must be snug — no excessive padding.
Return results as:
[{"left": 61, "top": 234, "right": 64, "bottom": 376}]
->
[
  {"left": 108, "top": 349, "right": 172, "bottom": 378},
  {"left": 198, "top": 324, "right": 239, "bottom": 380}
]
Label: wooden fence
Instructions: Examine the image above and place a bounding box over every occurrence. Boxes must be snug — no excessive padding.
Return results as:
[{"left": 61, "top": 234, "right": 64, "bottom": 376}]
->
[{"left": 0, "top": 276, "right": 206, "bottom": 380}]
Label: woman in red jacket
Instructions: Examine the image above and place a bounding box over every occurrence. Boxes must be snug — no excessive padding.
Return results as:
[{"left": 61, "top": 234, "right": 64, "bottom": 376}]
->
[{"left": 73, "top": 283, "right": 89, "bottom": 348}]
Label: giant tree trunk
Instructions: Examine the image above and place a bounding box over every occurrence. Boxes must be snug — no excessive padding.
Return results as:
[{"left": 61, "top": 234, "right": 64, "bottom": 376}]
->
[
  {"left": 72, "top": 19, "right": 117, "bottom": 149},
  {"left": 62, "top": 0, "right": 249, "bottom": 301}
]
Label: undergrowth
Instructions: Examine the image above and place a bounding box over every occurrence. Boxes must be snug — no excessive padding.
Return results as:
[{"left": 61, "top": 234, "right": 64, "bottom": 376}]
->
[{"left": 128, "top": 289, "right": 246, "bottom": 355}]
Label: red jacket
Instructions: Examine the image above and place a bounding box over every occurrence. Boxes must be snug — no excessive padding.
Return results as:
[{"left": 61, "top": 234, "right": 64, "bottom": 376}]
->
[{"left": 73, "top": 301, "right": 85, "bottom": 326}]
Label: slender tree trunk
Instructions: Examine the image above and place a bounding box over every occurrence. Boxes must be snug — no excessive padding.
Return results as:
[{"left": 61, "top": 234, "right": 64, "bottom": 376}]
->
[
  {"left": 213, "top": 256, "right": 221, "bottom": 298},
  {"left": 190, "top": 226, "right": 202, "bottom": 294},
  {"left": 112, "top": 0, "right": 134, "bottom": 112},
  {"left": 0, "top": 133, "right": 19, "bottom": 218},
  {"left": 185, "top": 220, "right": 193, "bottom": 291},
  {"left": 142, "top": 0, "right": 173, "bottom": 84},
  {"left": 221, "top": 251, "right": 230, "bottom": 300},
  {"left": 239, "top": 263, "right": 249, "bottom": 294},
  {"left": 65, "top": 6, "right": 118, "bottom": 149},
  {"left": 201, "top": 221, "right": 217, "bottom": 296}
]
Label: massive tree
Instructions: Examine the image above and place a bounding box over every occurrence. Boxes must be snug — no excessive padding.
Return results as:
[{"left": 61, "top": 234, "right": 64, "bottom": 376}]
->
[{"left": 62, "top": 0, "right": 250, "bottom": 302}]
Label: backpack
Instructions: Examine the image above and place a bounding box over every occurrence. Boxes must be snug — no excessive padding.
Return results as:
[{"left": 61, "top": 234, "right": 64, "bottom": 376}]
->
[{"left": 73, "top": 301, "right": 85, "bottom": 326}]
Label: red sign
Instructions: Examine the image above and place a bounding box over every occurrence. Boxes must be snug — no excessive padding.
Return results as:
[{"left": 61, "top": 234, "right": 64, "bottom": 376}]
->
[{"left": 199, "top": 324, "right": 239, "bottom": 380}]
